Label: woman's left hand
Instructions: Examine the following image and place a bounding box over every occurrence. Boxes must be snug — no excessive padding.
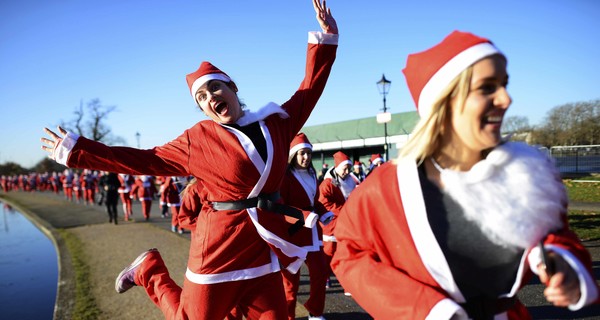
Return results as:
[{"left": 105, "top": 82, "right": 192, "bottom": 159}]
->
[
  {"left": 313, "top": 0, "right": 338, "bottom": 34},
  {"left": 538, "top": 252, "right": 581, "bottom": 307}
]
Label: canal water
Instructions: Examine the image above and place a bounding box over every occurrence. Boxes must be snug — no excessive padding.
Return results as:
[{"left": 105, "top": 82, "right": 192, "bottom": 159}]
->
[{"left": 0, "top": 200, "right": 57, "bottom": 319}]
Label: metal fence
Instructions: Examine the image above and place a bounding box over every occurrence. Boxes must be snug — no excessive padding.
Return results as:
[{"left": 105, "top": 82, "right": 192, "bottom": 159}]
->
[{"left": 549, "top": 145, "right": 600, "bottom": 175}]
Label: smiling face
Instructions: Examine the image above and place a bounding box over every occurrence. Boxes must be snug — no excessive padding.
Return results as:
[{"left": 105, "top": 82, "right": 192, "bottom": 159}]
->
[
  {"left": 335, "top": 164, "right": 352, "bottom": 179},
  {"left": 443, "top": 55, "right": 511, "bottom": 158},
  {"left": 195, "top": 80, "right": 243, "bottom": 124},
  {"left": 293, "top": 148, "right": 312, "bottom": 170}
]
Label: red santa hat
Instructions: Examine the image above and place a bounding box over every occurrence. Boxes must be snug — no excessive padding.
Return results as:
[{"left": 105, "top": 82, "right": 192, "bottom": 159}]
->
[
  {"left": 354, "top": 160, "right": 361, "bottom": 168},
  {"left": 402, "top": 30, "right": 504, "bottom": 117},
  {"left": 186, "top": 61, "right": 233, "bottom": 99},
  {"left": 333, "top": 151, "right": 351, "bottom": 171},
  {"left": 370, "top": 154, "right": 384, "bottom": 165},
  {"left": 288, "top": 133, "right": 313, "bottom": 163}
]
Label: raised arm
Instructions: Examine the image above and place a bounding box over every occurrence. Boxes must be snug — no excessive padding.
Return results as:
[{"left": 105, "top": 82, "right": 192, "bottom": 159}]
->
[{"left": 313, "top": 0, "right": 338, "bottom": 35}]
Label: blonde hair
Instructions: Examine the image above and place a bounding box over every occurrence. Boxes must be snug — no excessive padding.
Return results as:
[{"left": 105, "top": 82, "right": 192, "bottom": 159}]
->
[
  {"left": 180, "top": 177, "right": 198, "bottom": 198},
  {"left": 398, "top": 66, "right": 473, "bottom": 164}
]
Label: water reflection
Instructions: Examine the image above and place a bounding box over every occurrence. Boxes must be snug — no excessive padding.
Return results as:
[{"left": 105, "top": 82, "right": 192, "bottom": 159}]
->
[{"left": 0, "top": 200, "right": 57, "bottom": 319}]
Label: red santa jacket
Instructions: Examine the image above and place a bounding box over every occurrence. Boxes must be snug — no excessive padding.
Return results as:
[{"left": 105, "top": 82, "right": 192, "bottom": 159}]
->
[
  {"left": 317, "top": 174, "right": 346, "bottom": 239},
  {"left": 130, "top": 176, "right": 157, "bottom": 201},
  {"left": 280, "top": 167, "right": 332, "bottom": 251},
  {"left": 52, "top": 32, "right": 338, "bottom": 283},
  {"left": 332, "top": 156, "right": 599, "bottom": 319},
  {"left": 162, "top": 177, "right": 182, "bottom": 206},
  {"left": 177, "top": 181, "right": 203, "bottom": 232},
  {"left": 117, "top": 174, "right": 135, "bottom": 194}
]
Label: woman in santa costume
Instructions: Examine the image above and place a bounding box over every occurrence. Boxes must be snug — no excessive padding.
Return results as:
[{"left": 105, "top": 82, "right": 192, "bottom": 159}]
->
[
  {"left": 81, "top": 169, "right": 98, "bottom": 206},
  {"left": 318, "top": 150, "right": 357, "bottom": 294},
  {"left": 61, "top": 169, "right": 75, "bottom": 201},
  {"left": 131, "top": 175, "right": 157, "bottom": 221},
  {"left": 366, "top": 153, "right": 384, "bottom": 177},
  {"left": 280, "top": 132, "right": 334, "bottom": 320},
  {"left": 331, "top": 30, "right": 599, "bottom": 319},
  {"left": 118, "top": 173, "right": 135, "bottom": 221},
  {"left": 40, "top": 1, "right": 337, "bottom": 318},
  {"left": 162, "top": 176, "right": 183, "bottom": 233}
]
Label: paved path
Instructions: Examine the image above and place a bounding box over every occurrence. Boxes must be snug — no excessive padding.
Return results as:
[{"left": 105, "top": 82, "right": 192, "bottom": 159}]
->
[{"left": 1, "top": 191, "right": 599, "bottom": 319}]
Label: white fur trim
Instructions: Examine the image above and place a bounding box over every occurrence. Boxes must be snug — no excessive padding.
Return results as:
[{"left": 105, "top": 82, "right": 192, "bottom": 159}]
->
[
  {"left": 185, "top": 251, "right": 280, "bottom": 284},
  {"left": 288, "top": 143, "right": 312, "bottom": 163},
  {"left": 529, "top": 245, "right": 599, "bottom": 310},
  {"left": 190, "top": 73, "right": 231, "bottom": 98},
  {"left": 246, "top": 207, "right": 307, "bottom": 272},
  {"left": 185, "top": 262, "right": 280, "bottom": 284},
  {"left": 53, "top": 132, "right": 80, "bottom": 166},
  {"left": 372, "top": 157, "right": 384, "bottom": 165},
  {"left": 425, "top": 298, "right": 467, "bottom": 320},
  {"left": 225, "top": 122, "right": 307, "bottom": 273},
  {"left": 236, "top": 102, "right": 289, "bottom": 127},
  {"left": 322, "top": 234, "right": 336, "bottom": 242},
  {"left": 304, "top": 212, "right": 318, "bottom": 228},
  {"left": 286, "top": 258, "right": 305, "bottom": 274},
  {"left": 291, "top": 169, "right": 317, "bottom": 207},
  {"left": 418, "top": 42, "right": 502, "bottom": 117},
  {"left": 437, "top": 142, "right": 565, "bottom": 249},
  {"left": 335, "top": 160, "right": 352, "bottom": 172},
  {"left": 308, "top": 31, "right": 339, "bottom": 45}
]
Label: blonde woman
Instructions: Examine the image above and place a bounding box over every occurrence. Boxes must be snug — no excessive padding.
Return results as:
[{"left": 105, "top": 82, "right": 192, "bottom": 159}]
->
[{"left": 331, "top": 31, "right": 598, "bottom": 319}]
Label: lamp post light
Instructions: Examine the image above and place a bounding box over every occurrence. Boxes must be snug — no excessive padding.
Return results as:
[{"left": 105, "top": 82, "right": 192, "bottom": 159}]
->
[
  {"left": 376, "top": 74, "right": 391, "bottom": 161},
  {"left": 135, "top": 132, "right": 141, "bottom": 149}
]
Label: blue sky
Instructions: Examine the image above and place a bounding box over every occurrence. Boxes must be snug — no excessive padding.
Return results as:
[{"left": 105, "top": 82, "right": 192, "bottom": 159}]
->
[{"left": 1, "top": 0, "right": 599, "bottom": 168}]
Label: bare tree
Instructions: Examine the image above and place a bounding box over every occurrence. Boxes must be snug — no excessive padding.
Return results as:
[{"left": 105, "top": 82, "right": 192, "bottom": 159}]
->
[
  {"left": 60, "top": 98, "right": 126, "bottom": 145},
  {"left": 502, "top": 115, "right": 530, "bottom": 135},
  {"left": 530, "top": 98, "right": 600, "bottom": 147}
]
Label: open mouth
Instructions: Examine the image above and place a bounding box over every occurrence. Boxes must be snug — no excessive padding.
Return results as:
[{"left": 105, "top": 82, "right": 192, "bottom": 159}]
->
[
  {"left": 483, "top": 115, "right": 502, "bottom": 125},
  {"left": 215, "top": 101, "right": 227, "bottom": 115}
]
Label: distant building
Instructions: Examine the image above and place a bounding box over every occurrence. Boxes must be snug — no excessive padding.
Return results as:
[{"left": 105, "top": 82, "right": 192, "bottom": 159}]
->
[{"left": 302, "top": 111, "right": 419, "bottom": 167}]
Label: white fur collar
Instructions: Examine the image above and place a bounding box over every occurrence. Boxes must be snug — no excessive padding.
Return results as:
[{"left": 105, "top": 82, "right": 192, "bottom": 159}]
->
[
  {"left": 236, "top": 102, "right": 289, "bottom": 127},
  {"left": 435, "top": 142, "right": 566, "bottom": 249}
]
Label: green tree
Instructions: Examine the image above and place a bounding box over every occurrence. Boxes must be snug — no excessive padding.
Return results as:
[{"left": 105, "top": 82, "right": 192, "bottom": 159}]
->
[
  {"left": 0, "top": 162, "right": 28, "bottom": 176},
  {"left": 32, "top": 158, "right": 67, "bottom": 174}
]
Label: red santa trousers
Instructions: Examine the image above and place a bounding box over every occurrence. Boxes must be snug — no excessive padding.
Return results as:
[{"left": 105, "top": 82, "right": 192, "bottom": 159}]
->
[
  {"left": 170, "top": 206, "right": 180, "bottom": 228},
  {"left": 140, "top": 199, "right": 152, "bottom": 220},
  {"left": 120, "top": 193, "right": 133, "bottom": 220},
  {"left": 281, "top": 250, "right": 328, "bottom": 319},
  {"left": 323, "top": 241, "right": 337, "bottom": 277},
  {"left": 135, "top": 250, "right": 287, "bottom": 320}
]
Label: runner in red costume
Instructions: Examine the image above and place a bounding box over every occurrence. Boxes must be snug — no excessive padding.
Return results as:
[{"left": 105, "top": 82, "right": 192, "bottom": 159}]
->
[{"left": 41, "top": 1, "right": 338, "bottom": 318}]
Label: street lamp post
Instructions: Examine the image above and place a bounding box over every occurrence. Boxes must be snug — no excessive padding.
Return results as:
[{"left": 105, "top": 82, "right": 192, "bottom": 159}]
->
[
  {"left": 376, "top": 74, "right": 391, "bottom": 161},
  {"left": 135, "top": 132, "right": 141, "bottom": 149}
]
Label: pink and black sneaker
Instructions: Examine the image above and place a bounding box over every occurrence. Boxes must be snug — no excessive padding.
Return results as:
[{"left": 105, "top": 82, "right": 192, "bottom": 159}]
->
[{"left": 115, "top": 248, "right": 158, "bottom": 293}]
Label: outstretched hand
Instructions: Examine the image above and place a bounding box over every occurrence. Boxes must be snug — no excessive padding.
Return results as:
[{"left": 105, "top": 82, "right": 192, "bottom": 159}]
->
[
  {"left": 41, "top": 126, "right": 67, "bottom": 159},
  {"left": 313, "top": 0, "right": 337, "bottom": 34}
]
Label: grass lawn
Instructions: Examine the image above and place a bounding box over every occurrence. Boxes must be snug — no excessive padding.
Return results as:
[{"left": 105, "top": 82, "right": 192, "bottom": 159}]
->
[{"left": 564, "top": 179, "right": 600, "bottom": 241}]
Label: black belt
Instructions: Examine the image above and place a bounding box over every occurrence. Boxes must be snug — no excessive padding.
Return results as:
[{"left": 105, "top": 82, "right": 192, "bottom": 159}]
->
[
  {"left": 459, "top": 296, "right": 516, "bottom": 320},
  {"left": 211, "top": 192, "right": 305, "bottom": 235}
]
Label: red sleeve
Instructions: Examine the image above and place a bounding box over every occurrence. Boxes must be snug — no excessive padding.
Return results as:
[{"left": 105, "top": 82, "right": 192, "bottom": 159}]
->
[
  {"left": 277, "top": 36, "right": 337, "bottom": 141},
  {"left": 178, "top": 183, "right": 203, "bottom": 231},
  {"left": 313, "top": 186, "right": 329, "bottom": 216},
  {"left": 317, "top": 179, "right": 344, "bottom": 214},
  {"left": 67, "top": 127, "right": 195, "bottom": 177}
]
